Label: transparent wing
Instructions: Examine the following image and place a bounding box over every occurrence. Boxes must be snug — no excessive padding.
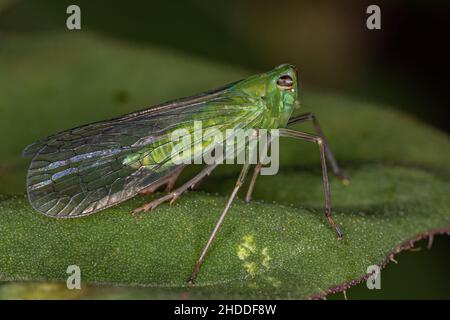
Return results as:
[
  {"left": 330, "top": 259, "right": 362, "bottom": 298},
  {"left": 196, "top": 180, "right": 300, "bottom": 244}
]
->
[{"left": 24, "top": 85, "right": 263, "bottom": 217}]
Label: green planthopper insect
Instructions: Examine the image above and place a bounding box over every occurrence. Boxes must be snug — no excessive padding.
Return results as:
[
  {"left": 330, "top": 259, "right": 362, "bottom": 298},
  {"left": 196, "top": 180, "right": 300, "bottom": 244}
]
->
[{"left": 23, "top": 64, "right": 348, "bottom": 283}]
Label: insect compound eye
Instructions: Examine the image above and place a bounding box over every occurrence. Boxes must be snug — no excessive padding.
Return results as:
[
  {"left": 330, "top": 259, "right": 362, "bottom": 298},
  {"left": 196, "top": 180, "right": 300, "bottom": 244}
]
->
[{"left": 276, "top": 75, "right": 294, "bottom": 90}]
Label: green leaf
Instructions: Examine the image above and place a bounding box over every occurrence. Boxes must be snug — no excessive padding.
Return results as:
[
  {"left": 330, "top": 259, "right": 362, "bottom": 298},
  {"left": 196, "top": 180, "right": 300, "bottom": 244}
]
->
[{"left": 0, "top": 32, "right": 449, "bottom": 299}]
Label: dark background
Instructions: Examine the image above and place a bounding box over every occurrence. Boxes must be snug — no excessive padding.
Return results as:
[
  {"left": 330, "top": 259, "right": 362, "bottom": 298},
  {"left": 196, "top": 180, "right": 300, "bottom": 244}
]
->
[
  {"left": 0, "top": 0, "right": 449, "bottom": 299},
  {"left": 1, "top": 0, "right": 448, "bottom": 133}
]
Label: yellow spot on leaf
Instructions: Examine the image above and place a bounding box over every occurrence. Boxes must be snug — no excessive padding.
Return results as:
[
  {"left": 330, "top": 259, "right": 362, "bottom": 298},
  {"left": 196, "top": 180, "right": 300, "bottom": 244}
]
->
[
  {"left": 242, "top": 235, "right": 255, "bottom": 253},
  {"left": 237, "top": 246, "right": 249, "bottom": 260},
  {"left": 262, "top": 247, "right": 271, "bottom": 268},
  {"left": 244, "top": 262, "right": 256, "bottom": 276}
]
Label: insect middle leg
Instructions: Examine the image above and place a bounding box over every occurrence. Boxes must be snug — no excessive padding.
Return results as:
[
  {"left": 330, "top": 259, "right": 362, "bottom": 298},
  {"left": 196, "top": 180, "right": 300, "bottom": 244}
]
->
[
  {"left": 189, "top": 162, "right": 250, "bottom": 284},
  {"left": 245, "top": 162, "right": 263, "bottom": 203},
  {"left": 133, "top": 164, "right": 218, "bottom": 213},
  {"left": 288, "top": 112, "right": 348, "bottom": 183},
  {"left": 279, "top": 128, "right": 344, "bottom": 239}
]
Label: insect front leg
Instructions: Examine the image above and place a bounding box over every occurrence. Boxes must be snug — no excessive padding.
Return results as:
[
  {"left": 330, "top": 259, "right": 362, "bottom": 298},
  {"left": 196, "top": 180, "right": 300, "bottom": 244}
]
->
[
  {"left": 288, "top": 112, "right": 349, "bottom": 184},
  {"left": 188, "top": 162, "right": 251, "bottom": 285},
  {"left": 279, "top": 128, "right": 344, "bottom": 240},
  {"left": 245, "top": 162, "right": 263, "bottom": 203},
  {"left": 133, "top": 164, "right": 217, "bottom": 214}
]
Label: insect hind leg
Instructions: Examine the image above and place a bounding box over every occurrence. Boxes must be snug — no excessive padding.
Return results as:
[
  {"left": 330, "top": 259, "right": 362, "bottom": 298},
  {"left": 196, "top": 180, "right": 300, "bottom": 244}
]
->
[
  {"left": 138, "top": 165, "right": 186, "bottom": 195},
  {"left": 133, "top": 164, "right": 217, "bottom": 214}
]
